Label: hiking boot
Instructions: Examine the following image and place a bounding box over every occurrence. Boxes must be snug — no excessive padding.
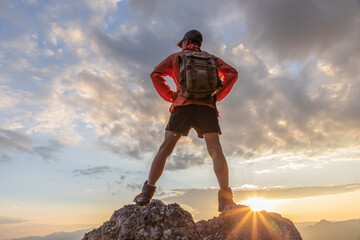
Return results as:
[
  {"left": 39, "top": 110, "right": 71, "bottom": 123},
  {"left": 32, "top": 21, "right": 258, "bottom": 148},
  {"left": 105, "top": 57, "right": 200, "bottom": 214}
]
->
[
  {"left": 133, "top": 181, "right": 157, "bottom": 206},
  {"left": 218, "top": 187, "right": 237, "bottom": 212}
]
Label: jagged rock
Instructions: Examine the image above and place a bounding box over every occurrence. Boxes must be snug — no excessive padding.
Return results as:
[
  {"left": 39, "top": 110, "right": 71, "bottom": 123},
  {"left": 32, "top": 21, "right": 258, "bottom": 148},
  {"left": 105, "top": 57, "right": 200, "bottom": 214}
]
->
[
  {"left": 197, "top": 205, "right": 302, "bottom": 240},
  {"left": 82, "top": 200, "right": 302, "bottom": 240},
  {"left": 82, "top": 200, "right": 201, "bottom": 240}
]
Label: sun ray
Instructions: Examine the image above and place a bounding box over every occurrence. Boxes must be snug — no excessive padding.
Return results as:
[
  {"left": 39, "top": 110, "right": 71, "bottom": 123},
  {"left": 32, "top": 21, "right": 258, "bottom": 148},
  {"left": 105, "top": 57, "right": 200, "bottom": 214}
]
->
[
  {"left": 224, "top": 204, "right": 251, "bottom": 216},
  {"left": 226, "top": 207, "right": 253, "bottom": 240},
  {"left": 257, "top": 211, "right": 283, "bottom": 239},
  {"left": 251, "top": 211, "right": 259, "bottom": 240},
  {"left": 238, "top": 197, "right": 272, "bottom": 212}
]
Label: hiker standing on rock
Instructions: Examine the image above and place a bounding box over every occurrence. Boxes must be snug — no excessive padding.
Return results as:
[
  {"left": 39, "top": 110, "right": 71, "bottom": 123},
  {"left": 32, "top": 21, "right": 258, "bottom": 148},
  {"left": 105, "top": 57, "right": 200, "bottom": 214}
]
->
[{"left": 134, "top": 30, "right": 238, "bottom": 212}]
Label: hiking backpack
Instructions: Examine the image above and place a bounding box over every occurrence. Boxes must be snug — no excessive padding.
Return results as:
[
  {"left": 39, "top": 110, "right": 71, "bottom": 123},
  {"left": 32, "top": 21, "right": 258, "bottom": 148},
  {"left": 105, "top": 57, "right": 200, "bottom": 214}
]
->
[{"left": 178, "top": 50, "right": 223, "bottom": 99}]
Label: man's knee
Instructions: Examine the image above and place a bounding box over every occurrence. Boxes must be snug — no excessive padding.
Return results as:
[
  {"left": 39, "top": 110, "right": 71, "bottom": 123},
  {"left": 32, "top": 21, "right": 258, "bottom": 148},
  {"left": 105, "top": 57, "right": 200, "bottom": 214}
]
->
[
  {"left": 159, "top": 141, "right": 174, "bottom": 157},
  {"left": 159, "top": 132, "right": 181, "bottom": 157},
  {"left": 207, "top": 146, "right": 223, "bottom": 159}
]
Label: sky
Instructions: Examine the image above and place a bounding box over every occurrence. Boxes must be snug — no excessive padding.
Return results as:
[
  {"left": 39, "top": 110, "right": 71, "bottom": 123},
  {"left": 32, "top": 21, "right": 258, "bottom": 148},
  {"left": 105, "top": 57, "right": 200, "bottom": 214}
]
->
[{"left": 0, "top": 0, "right": 360, "bottom": 239}]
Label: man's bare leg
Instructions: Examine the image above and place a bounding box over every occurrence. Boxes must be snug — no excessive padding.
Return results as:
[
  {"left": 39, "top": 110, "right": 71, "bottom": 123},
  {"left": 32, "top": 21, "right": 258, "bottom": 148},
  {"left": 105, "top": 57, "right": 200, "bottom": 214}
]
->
[
  {"left": 204, "top": 132, "right": 236, "bottom": 211},
  {"left": 203, "top": 132, "right": 229, "bottom": 190},
  {"left": 148, "top": 131, "right": 182, "bottom": 185}
]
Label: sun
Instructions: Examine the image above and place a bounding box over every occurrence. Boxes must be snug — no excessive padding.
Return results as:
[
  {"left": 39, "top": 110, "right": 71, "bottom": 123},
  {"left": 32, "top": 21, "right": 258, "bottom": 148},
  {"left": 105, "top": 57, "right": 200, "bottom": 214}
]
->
[{"left": 238, "top": 197, "right": 272, "bottom": 212}]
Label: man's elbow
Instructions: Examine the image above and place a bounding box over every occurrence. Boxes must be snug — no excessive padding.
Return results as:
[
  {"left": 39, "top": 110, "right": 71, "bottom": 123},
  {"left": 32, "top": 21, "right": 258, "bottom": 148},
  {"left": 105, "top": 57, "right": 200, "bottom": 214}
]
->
[
  {"left": 231, "top": 68, "right": 238, "bottom": 82},
  {"left": 151, "top": 70, "right": 164, "bottom": 79},
  {"left": 233, "top": 68, "right": 238, "bottom": 76}
]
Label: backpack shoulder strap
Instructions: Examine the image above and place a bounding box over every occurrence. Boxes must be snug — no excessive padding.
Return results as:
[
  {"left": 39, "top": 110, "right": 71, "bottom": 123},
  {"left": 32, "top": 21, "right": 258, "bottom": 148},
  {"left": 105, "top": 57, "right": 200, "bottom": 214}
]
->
[{"left": 202, "top": 51, "right": 218, "bottom": 61}]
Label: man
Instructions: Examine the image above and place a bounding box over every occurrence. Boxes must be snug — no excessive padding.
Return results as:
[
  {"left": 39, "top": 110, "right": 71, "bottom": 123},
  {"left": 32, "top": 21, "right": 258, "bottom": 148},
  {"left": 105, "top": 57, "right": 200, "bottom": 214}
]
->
[{"left": 134, "top": 30, "right": 238, "bottom": 212}]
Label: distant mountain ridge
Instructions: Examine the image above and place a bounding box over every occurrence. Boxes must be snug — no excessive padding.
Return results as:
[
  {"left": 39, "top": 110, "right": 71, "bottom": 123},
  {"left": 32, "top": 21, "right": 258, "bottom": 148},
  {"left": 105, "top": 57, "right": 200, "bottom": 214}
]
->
[
  {"left": 6, "top": 218, "right": 360, "bottom": 240},
  {"left": 295, "top": 219, "right": 360, "bottom": 240},
  {"left": 6, "top": 228, "right": 91, "bottom": 240}
]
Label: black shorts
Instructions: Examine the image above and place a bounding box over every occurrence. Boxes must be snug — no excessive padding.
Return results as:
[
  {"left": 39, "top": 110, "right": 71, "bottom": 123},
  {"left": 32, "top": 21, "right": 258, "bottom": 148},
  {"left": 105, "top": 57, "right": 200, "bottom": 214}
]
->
[{"left": 165, "top": 104, "right": 222, "bottom": 138}]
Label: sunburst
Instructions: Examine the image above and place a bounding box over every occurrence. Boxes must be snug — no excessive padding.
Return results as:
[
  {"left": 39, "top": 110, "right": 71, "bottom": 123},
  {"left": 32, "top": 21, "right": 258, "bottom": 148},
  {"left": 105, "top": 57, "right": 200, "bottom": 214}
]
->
[{"left": 238, "top": 197, "right": 272, "bottom": 212}]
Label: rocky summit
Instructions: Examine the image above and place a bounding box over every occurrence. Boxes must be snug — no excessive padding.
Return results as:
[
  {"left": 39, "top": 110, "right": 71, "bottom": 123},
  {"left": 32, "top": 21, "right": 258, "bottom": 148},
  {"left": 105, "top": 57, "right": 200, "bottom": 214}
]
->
[{"left": 82, "top": 199, "right": 302, "bottom": 240}]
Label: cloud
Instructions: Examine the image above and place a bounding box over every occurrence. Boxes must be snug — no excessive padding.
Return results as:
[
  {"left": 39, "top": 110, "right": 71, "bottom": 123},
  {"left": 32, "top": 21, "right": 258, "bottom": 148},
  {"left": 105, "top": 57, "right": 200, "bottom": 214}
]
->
[
  {"left": 126, "top": 182, "right": 142, "bottom": 191},
  {"left": 166, "top": 148, "right": 209, "bottom": 171},
  {"left": 0, "top": 128, "right": 63, "bottom": 161},
  {"left": 216, "top": 43, "right": 360, "bottom": 162},
  {"left": 31, "top": 140, "right": 63, "bottom": 161},
  {"left": 1, "top": 34, "right": 38, "bottom": 56},
  {"left": 161, "top": 183, "right": 360, "bottom": 220},
  {"left": 86, "top": 0, "right": 118, "bottom": 11},
  {"left": 89, "top": 27, "right": 164, "bottom": 78},
  {"left": 212, "top": 0, "right": 360, "bottom": 164},
  {"left": 31, "top": 101, "right": 82, "bottom": 146},
  {"left": 0, "top": 216, "right": 28, "bottom": 225},
  {"left": 50, "top": 24, "right": 86, "bottom": 46},
  {"left": 164, "top": 183, "right": 360, "bottom": 202},
  {"left": 0, "top": 153, "right": 11, "bottom": 163},
  {"left": 0, "top": 86, "right": 21, "bottom": 109},
  {"left": 88, "top": 0, "right": 242, "bottom": 81},
  {"left": 244, "top": 0, "right": 360, "bottom": 61},
  {"left": 0, "top": 128, "right": 31, "bottom": 151},
  {"left": 234, "top": 183, "right": 360, "bottom": 201},
  {"left": 66, "top": 68, "right": 169, "bottom": 159},
  {"left": 231, "top": 44, "right": 257, "bottom": 67},
  {"left": 72, "top": 166, "right": 116, "bottom": 177}
]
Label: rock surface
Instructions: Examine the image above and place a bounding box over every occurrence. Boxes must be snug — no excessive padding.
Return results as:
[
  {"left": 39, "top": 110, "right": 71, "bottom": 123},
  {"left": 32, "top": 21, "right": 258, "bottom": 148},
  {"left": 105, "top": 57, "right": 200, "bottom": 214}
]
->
[
  {"left": 82, "top": 199, "right": 302, "bottom": 240},
  {"left": 197, "top": 205, "right": 302, "bottom": 240}
]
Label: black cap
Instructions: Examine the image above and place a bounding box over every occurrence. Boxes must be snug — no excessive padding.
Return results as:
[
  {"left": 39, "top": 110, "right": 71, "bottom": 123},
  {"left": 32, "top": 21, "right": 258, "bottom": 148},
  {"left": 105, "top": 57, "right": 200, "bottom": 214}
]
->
[{"left": 176, "top": 30, "right": 203, "bottom": 48}]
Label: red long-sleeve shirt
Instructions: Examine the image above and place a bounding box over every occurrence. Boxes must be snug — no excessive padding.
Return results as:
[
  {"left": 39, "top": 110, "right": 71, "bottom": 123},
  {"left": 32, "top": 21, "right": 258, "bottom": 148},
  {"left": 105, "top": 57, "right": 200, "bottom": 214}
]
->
[{"left": 150, "top": 44, "right": 238, "bottom": 112}]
